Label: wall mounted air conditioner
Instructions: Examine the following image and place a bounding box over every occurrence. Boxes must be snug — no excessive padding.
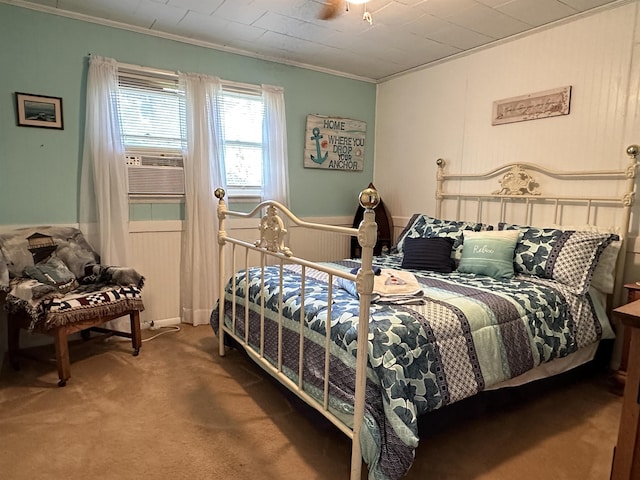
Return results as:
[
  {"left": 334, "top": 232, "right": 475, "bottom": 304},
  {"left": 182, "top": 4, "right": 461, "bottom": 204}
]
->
[{"left": 126, "top": 154, "right": 185, "bottom": 196}]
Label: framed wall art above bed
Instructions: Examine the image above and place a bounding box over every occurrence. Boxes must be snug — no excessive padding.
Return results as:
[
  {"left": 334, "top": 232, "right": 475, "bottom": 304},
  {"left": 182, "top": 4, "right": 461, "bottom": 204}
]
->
[{"left": 209, "top": 145, "right": 638, "bottom": 480}]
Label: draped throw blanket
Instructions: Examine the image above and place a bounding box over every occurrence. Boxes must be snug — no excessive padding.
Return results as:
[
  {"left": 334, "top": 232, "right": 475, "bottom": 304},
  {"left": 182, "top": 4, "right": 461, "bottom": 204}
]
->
[{"left": 0, "top": 226, "right": 144, "bottom": 332}]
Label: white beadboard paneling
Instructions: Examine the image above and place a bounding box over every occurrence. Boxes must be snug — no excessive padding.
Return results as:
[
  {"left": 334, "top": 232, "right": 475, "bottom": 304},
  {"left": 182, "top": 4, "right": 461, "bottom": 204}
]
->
[
  {"left": 373, "top": 58, "right": 469, "bottom": 217},
  {"left": 460, "top": 5, "right": 634, "bottom": 173},
  {"left": 623, "top": 21, "right": 640, "bottom": 144},
  {"left": 375, "top": 2, "right": 639, "bottom": 218},
  {"left": 288, "top": 223, "right": 352, "bottom": 262},
  {"left": 129, "top": 216, "right": 352, "bottom": 325},
  {"left": 129, "top": 227, "right": 182, "bottom": 325}
]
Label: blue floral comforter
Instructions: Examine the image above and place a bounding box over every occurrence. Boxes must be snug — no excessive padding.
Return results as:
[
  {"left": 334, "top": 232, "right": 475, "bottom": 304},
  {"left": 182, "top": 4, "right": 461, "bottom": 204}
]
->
[{"left": 210, "top": 253, "right": 612, "bottom": 480}]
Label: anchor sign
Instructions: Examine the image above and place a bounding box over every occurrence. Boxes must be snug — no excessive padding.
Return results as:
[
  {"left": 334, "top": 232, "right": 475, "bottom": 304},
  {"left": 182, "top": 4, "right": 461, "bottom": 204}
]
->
[
  {"left": 310, "top": 127, "right": 328, "bottom": 164},
  {"left": 304, "top": 114, "right": 366, "bottom": 171}
]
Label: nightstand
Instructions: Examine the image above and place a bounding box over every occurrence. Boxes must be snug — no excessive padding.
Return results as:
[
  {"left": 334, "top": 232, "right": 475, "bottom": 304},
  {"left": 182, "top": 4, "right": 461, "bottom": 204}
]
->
[
  {"left": 611, "top": 299, "right": 640, "bottom": 479},
  {"left": 611, "top": 282, "right": 640, "bottom": 395}
]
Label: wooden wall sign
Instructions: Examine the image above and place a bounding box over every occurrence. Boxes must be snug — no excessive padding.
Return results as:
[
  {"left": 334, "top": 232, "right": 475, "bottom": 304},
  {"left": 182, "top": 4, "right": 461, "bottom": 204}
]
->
[
  {"left": 304, "top": 114, "right": 366, "bottom": 171},
  {"left": 492, "top": 86, "right": 571, "bottom": 125}
]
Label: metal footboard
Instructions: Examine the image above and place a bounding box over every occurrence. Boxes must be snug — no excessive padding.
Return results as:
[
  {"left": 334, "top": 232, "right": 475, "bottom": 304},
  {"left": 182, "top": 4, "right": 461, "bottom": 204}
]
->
[{"left": 214, "top": 187, "right": 379, "bottom": 480}]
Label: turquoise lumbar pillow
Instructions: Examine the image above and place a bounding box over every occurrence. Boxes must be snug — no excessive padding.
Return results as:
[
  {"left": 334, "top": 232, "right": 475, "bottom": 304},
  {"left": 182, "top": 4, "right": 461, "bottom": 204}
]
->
[{"left": 457, "top": 230, "right": 521, "bottom": 280}]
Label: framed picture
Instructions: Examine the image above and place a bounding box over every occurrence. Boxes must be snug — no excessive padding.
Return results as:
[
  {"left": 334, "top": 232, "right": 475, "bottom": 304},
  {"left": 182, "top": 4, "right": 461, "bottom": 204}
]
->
[{"left": 15, "top": 92, "right": 64, "bottom": 129}]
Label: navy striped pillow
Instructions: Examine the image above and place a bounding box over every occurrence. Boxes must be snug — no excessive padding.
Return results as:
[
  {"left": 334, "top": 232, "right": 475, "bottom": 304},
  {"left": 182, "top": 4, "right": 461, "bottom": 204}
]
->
[{"left": 401, "top": 237, "right": 455, "bottom": 273}]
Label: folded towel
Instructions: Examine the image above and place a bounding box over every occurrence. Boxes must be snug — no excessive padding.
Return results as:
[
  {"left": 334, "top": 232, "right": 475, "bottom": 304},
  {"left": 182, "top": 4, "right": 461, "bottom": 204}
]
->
[
  {"left": 372, "top": 269, "right": 424, "bottom": 304},
  {"left": 337, "top": 268, "right": 424, "bottom": 305}
]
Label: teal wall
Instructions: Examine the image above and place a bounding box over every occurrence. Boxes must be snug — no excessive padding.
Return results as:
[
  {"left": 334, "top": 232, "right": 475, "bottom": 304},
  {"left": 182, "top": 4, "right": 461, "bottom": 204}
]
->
[{"left": 0, "top": 4, "right": 376, "bottom": 225}]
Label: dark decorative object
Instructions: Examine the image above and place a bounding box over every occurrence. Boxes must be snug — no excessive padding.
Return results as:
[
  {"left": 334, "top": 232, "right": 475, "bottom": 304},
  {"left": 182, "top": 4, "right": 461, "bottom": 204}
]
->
[
  {"left": 350, "top": 183, "right": 392, "bottom": 258},
  {"left": 15, "top": 92, "right": 64, "bottom": 129},
  {"left": 27, "top": 232, "right": 57, "bottom": 264}
]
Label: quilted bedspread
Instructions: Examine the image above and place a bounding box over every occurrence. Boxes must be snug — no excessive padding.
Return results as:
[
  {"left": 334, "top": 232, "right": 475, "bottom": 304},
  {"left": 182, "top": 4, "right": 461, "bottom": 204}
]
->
[{"left": 210, "top": 253, "right": 612, "bottom": 480}]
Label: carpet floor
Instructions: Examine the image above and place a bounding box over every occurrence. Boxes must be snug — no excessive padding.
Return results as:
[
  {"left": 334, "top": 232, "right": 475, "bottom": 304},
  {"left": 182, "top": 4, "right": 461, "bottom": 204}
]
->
[{"left": 0, "top": 324, "right": 622, "bottom": 480}]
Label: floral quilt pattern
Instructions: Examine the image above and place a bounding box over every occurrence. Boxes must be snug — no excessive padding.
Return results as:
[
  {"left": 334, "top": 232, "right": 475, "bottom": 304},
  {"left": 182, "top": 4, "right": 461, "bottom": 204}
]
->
[{"left": 211, "top": 253, "right": 609, "bottom": 480}]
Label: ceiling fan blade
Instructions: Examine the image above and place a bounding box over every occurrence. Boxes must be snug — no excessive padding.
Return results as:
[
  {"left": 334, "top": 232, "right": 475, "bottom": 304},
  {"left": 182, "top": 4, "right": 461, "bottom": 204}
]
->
[{"left": 318, "top": 0, "right": 345, "bottom": 20}]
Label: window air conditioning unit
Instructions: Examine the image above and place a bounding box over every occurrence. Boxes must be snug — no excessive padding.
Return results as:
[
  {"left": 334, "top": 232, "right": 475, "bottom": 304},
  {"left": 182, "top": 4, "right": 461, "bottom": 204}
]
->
[{"left": 126, "top": 154, "right": 185, "bottom": 195}]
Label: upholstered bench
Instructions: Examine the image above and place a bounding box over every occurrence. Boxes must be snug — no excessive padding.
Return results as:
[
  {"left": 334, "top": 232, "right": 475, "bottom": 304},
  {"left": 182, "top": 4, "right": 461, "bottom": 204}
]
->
[{"left": 0, "top": 226, "right": 145, "bottom": 387}]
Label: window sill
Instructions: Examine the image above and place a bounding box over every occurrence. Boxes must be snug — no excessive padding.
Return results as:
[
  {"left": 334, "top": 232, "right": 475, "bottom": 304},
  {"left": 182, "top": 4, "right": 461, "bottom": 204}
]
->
[
  {"left": 128, "top": 194, "right": 262, "bottom": 204},
  {"left": 129, "top": 195, "right": 184, "bottom": 204},
  {"left": 228, "top": 194, "right": 262, "bottom": 203}
]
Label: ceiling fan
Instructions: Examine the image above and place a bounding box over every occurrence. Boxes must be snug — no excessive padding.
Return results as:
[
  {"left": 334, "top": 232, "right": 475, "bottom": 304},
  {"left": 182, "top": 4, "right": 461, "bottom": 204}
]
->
[{"left": 319, "top": 0, "right": 373, "bottom": 25}]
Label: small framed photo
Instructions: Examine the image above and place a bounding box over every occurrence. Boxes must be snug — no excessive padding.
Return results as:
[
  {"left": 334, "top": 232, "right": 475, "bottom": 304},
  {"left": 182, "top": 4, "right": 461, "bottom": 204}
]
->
[{"left": 15, "top": 92, "right": 64, "bottom": 130}]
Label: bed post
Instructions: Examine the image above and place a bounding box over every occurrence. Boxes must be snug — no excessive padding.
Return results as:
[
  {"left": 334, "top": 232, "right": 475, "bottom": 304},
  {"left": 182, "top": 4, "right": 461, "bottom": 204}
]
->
[
  {"left": 435, "top": 158, "right": 445, "bottom": 218},
  {"left": 613, "top": 145, "right": 638, "bottom": 308},
  {"left": 215, "top": 187, "right": 228, "bottom": 357},
  {"left": 351, "top": 186, "right": 379, "bottom": 480}
]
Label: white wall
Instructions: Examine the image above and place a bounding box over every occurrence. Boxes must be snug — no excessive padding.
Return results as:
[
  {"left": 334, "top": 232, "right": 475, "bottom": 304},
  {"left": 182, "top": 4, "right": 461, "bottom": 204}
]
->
[{"left": 374, "top": 1, "right": 640, "bottom": 283}]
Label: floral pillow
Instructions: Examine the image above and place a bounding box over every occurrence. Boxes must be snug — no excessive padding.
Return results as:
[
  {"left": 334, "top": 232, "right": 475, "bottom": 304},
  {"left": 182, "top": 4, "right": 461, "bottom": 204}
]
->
[
  {"left": 394, "top": 214, "right": 491, "bottom": 262},
  {"left": 499, "top": 223, "right": 618, "bottom": 295},
  {"left": 542, "top": 224, "right": 622, "bottom": 294}
]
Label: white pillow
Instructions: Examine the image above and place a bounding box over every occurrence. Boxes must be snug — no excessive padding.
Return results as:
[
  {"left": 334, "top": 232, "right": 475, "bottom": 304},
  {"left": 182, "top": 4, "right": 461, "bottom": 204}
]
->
[{"left": 591, "top": 237, "right": 622, "bottom": 294}]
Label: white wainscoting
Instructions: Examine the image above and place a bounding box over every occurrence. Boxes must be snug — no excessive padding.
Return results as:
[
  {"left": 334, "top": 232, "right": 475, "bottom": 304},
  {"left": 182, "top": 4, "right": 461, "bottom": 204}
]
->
[
  {"left": 129, "top": 221, "right": 183, "bottom": 328},
  {"left": 129, "top": 216, "right": 352, "bottom": 327}
]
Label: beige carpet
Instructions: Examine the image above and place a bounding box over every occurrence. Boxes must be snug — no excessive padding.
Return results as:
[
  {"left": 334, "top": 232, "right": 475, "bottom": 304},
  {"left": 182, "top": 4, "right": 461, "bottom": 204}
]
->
[{"left": 0, "top": 325, "right": 622, "bottom": 480}]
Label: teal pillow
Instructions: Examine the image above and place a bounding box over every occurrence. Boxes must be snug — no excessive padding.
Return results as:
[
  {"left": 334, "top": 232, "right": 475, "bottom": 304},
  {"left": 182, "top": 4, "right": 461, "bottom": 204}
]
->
[{"left": 457, "top": 230, "right": 521, "bottom": 280}]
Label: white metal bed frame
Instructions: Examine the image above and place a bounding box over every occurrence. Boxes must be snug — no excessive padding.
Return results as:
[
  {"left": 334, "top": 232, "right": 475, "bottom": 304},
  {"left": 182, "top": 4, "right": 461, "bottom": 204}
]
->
[
  {"left": 214, "top": 145, "right": 638, "bottom": 480},
  {"left": 435, "top": 144, "right": 639, "bottom": 307}
]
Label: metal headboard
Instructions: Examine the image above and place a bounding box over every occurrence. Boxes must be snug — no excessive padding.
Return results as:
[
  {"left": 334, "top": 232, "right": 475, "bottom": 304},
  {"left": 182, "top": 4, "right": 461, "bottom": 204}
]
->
[{"left": 435, "top": 145, "right": 639, "bottom": 307}]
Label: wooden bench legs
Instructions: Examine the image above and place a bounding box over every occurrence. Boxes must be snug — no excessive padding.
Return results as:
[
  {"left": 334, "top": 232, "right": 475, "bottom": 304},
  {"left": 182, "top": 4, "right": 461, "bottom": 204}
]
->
[
  {"left": 8, "top": 310, "right": 142, "bottom": 387},
  {"left": 53, "top": 327, "right": 70, "bottom": 386}
]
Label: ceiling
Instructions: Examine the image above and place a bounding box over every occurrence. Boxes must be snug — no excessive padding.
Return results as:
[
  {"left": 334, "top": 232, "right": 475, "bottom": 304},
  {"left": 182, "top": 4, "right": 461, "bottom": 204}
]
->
[{"left": 10, "top": 0, "right": 623, "bottom": 82}]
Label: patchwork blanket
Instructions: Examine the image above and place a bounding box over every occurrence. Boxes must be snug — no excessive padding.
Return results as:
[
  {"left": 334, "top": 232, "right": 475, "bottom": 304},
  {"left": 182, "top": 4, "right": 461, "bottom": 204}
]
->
[{"left": 210, "top": 254, "right": 612, "bottom": 480}]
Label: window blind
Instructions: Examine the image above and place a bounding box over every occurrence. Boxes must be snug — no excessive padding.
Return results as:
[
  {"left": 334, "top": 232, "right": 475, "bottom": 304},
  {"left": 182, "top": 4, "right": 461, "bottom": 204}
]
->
[{"left": 117, "top": 70, "right": 185, "bottom": 153}]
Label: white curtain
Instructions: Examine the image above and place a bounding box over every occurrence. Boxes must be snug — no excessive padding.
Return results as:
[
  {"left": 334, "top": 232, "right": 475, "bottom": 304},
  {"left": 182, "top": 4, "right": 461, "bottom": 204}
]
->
[
  {"left": 80, "top": 55, "right": 129, "bottom": 267},
  {"left": 179, "top": 72, "right": 226, "bottom": 326},
  {"left": 262, "top": 84, "right": 290, "bottom": 206}
]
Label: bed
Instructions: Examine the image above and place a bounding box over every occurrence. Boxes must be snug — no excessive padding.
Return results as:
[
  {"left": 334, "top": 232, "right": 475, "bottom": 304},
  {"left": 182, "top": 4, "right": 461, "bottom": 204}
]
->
[{"left": 210, "top": 146, "right": 638, "bottom": 480}]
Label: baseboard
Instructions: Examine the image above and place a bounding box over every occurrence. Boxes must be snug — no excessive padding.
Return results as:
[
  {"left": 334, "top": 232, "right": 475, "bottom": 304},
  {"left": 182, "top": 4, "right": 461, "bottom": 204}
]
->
[{"left": 141, "top": 317, "right": 181, "bottom": 330}]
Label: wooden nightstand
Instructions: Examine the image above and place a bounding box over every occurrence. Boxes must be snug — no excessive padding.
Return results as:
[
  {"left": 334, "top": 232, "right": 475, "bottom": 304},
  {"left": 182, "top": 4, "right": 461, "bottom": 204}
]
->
[
  {"left": 611, "top": 300, "right": 640, "bottom": 479},
  {"left": 612, "top": 283, "right": 640, "bottom": 395}
]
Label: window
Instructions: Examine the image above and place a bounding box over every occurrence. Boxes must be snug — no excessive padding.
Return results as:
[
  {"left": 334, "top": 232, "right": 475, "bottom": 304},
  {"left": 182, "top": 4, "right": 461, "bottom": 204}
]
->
[
  {"left": 115, "top": 68, "right": 265, "bottom": 199},
  {"left": 117, "top": 70, "right": 185, "bottom": 153},
  {"left": 116, "top": 70, "right": 186, "bottom": 197},
  {"left": 218, "top": 90, "right": 264, "bottom": 198}
]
